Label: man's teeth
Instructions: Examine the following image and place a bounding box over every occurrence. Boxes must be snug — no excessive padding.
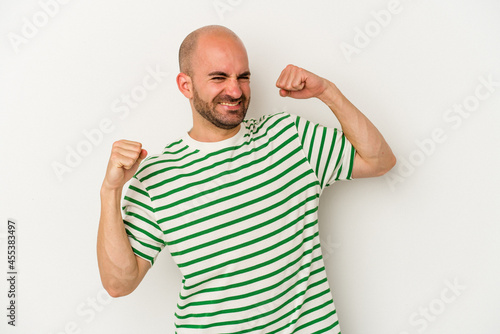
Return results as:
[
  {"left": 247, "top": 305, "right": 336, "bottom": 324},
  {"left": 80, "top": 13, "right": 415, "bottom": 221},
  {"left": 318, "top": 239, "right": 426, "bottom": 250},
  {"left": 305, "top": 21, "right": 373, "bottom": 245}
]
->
[{"left": 219, "top": 102, "right": 239, "bottom": 106}]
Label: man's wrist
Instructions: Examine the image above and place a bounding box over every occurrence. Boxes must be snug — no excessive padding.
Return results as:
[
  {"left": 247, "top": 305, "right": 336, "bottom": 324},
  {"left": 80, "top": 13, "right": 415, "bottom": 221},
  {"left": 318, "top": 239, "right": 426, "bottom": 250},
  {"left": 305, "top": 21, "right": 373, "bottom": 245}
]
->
[
  {"left": 100, "top": 183, "right": 123, "bottom": 199},
  {"left": 317, "top": 80, "right": 344, "bottom": 110}
]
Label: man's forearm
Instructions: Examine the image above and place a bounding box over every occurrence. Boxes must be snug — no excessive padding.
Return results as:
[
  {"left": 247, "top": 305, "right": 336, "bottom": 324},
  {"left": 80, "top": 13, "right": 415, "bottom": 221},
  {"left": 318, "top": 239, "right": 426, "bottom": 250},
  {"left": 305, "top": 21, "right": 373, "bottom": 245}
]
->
[
  {"left": 97, "top": 188, "right": 144, "bottom": 297},
  {"left": 318, "top": 80, "right": 396, "bottom": 176}
]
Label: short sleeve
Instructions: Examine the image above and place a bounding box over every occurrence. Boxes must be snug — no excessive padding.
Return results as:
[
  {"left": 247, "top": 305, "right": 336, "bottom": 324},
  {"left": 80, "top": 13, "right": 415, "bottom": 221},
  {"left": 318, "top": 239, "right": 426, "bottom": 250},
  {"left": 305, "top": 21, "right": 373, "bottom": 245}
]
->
[
  {"left": 291, "top": 114, "right": 356, "bottom": 189},
  {"left": 122, "top": 176, "right": 166, "bottom": 265}
]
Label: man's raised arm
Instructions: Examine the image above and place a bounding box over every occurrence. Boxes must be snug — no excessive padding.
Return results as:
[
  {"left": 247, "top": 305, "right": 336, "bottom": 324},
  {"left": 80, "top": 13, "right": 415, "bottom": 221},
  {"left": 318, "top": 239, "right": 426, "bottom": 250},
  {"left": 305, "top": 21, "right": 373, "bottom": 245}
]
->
[
  {"left": 97, "top": 140, "right": 151, "bottom": 297},
  {"left": 276, "top": 64, "right": 396, "bottom": 178}
]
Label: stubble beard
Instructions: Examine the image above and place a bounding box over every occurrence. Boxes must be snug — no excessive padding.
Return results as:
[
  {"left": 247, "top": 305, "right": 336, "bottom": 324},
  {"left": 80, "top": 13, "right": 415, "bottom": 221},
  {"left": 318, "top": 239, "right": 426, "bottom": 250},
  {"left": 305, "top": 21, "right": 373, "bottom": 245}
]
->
[{"left": 192, "top": 86, "right": 250, "bottom": 130}]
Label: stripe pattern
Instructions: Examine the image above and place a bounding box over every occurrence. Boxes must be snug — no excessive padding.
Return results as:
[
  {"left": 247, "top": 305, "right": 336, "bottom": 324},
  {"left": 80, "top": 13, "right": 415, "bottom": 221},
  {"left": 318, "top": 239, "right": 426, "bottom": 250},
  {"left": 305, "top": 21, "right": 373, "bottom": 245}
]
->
[{"left": 122, "top": 112, "right": 354, "bottom": 333}]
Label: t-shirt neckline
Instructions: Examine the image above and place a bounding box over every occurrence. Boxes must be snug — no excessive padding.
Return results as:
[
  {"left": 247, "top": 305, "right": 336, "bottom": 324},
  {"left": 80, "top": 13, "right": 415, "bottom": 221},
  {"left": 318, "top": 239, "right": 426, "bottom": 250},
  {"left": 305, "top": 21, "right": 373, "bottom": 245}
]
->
[{"left": 181, "top": 124, "right": 246, "bottom": 153}]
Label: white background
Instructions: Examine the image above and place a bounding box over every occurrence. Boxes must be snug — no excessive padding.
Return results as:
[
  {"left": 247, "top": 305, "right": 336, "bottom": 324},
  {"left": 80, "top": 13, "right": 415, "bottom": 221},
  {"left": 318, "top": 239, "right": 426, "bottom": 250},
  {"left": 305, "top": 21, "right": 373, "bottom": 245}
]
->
[{"left": 1, "top": 0, "right": 499, "bottom": 333}]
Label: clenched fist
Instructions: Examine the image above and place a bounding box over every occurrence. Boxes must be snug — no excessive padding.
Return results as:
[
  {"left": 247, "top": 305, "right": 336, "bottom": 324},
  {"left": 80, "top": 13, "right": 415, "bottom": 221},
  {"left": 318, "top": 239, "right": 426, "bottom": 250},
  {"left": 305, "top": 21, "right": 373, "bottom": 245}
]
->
[
  {"left": 276, "top": 64, "right": 331, "bottom": 100},
  {"left": 102, "top": 140, "right": 147, "bottom": 191}
]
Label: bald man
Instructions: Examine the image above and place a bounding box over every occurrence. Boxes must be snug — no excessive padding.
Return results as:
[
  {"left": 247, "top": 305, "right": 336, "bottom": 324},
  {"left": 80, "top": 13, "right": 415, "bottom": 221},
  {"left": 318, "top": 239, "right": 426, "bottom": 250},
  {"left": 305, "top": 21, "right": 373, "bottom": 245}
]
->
[{"left": 97, "top": 25, "right": 395, "bottom": 333}]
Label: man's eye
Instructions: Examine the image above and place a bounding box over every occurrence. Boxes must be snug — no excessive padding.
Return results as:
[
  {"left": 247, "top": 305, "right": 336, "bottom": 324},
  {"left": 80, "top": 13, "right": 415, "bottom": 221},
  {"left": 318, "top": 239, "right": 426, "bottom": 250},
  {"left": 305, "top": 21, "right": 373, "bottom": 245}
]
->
[
  {"left": 239, "top": 76, "right": 250, "bottom": 81},
  {"left": 212, "top": 77, "right": 225, "bottom": 81}
]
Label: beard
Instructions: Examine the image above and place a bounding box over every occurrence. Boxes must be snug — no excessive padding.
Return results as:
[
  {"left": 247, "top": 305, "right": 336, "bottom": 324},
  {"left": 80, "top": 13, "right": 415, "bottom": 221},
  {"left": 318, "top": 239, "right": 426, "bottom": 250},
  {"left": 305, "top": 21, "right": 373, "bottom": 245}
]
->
[{"left": 192, "top": 85, "right": 250, "bottom": 130}]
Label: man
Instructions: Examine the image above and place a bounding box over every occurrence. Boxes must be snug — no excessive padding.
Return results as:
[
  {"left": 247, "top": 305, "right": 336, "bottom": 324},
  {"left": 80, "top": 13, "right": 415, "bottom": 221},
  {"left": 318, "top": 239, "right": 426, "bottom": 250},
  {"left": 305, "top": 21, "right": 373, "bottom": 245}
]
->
[{"left": 97, "top": 25, "right": 395, "bottom": 333}]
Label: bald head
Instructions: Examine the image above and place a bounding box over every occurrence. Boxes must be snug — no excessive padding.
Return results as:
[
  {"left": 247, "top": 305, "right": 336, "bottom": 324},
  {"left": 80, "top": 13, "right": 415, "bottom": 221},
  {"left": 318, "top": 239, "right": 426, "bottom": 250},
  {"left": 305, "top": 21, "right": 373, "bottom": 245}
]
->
[{"left": 179, "top": 25, "right": 244, "bottom": 76}]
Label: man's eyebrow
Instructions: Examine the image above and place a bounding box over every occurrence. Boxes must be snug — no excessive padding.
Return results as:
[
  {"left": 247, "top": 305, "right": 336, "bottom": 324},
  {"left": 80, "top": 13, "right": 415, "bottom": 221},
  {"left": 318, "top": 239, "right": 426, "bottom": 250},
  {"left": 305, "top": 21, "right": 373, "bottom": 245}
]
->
[
  {"left": 238, "top": 71, "right": 251, "bottom": 77},
  {"left": 207, "top": 71, "right": 251, "bottom": 77},
  {"left": 208, "top": 71, "right": 229, "bottom": 77}
]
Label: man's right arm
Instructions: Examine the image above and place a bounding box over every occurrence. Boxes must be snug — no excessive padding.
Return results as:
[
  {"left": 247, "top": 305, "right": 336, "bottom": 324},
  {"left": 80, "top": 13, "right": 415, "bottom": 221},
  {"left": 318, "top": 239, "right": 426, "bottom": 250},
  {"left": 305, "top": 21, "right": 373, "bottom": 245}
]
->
[{"left": 97, "top": 140, "right": 150, "bottom": 297}]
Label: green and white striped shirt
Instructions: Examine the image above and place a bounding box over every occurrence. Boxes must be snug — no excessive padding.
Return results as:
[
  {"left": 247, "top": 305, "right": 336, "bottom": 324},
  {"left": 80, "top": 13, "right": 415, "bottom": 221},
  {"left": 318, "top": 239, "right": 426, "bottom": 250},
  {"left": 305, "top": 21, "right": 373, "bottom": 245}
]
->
[{"left": 123, "top": 112, "right": 355, "bottom": 333}]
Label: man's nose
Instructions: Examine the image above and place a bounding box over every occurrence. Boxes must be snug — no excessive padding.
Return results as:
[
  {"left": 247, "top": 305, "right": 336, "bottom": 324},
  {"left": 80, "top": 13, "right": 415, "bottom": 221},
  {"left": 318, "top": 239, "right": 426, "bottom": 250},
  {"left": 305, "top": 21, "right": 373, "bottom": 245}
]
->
[{"left": 224, "top": 78, "right": 242, "bottom": 99}]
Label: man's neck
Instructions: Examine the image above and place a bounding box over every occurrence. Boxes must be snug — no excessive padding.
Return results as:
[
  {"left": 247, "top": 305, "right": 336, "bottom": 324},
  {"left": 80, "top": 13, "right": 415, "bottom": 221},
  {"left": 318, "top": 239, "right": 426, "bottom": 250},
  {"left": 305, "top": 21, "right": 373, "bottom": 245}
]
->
[{"left": 188, "top": 119, "right": 241, "bottom": 142}]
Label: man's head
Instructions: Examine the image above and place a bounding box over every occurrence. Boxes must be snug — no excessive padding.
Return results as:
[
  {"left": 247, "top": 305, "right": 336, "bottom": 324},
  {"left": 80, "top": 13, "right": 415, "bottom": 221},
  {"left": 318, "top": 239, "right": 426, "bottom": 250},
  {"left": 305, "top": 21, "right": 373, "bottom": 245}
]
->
[{"left": 177, "top": 25, "right": 251, "bottom": 131}]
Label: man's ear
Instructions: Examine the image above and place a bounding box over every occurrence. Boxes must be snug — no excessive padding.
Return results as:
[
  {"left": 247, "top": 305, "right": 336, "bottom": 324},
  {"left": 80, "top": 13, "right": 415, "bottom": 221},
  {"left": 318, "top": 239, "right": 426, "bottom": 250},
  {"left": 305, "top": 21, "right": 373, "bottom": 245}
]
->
[{"left": 177, "top": 72, "right": 193, "bottom": 99}]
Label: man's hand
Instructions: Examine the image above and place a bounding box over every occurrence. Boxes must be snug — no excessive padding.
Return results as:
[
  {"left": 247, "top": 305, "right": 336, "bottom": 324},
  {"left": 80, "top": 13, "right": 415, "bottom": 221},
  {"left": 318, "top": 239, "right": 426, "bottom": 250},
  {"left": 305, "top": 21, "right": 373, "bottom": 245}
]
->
[
  {"left": 102, "top": 140, "right": 147, "bottom": 191},
  {"left": 98, "top": 139, "right": 150, "bottom": 298},
  {"left": 276, "top": 64, "right": 396, "bottom": 178},
  {"left": 276, "top": 64, "right": 330, "bottom": 100}
]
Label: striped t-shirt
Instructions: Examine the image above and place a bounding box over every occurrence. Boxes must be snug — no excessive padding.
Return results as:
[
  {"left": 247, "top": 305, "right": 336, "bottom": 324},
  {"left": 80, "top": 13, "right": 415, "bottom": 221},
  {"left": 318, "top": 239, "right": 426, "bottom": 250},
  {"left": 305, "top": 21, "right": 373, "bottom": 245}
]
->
[{"left": 122, "top": 112, "right": 355, "bottom": 333}]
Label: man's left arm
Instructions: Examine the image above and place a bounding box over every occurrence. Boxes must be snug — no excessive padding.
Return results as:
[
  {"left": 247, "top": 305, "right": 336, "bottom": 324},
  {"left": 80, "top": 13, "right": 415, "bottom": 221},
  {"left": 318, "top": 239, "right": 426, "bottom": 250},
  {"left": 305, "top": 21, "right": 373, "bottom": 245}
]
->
[{"left": 276, "top": 64, "right": 396, "bottom": 178}]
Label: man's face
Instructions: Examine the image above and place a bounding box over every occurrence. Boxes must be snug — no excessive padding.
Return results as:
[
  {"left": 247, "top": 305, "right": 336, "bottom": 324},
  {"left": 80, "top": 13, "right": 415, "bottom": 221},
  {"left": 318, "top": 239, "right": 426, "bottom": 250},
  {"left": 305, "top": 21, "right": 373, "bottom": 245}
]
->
[{"left": 189, "top": 34, "right": 251, "bottom": 130}]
